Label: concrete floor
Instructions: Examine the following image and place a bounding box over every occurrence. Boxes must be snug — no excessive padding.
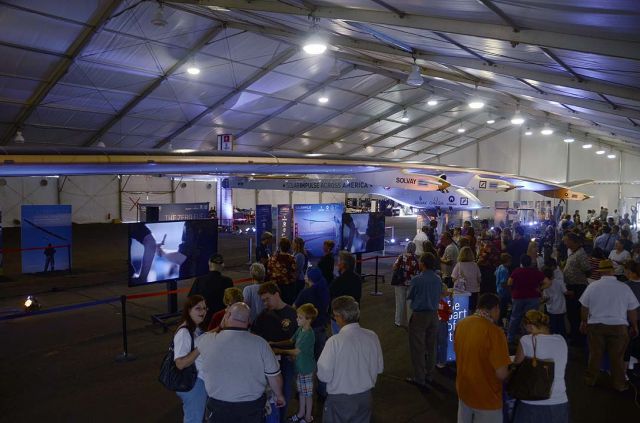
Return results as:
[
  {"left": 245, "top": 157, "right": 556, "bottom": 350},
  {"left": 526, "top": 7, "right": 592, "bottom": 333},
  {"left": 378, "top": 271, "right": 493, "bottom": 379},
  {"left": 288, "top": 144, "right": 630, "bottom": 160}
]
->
[{"left": 1, "top": 222, "right": 639, "bottom": 422}]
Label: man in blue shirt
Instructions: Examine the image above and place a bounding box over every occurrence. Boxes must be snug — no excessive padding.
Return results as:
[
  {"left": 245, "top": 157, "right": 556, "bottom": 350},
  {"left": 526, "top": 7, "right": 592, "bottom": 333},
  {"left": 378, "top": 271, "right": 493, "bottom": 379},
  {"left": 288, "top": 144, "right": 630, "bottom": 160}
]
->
[
  {"left": 594, "top": 225, "right": 617, "bottom": 256},
  {"left": 407, "top": 252, "right": 445, "bottom": 389}
]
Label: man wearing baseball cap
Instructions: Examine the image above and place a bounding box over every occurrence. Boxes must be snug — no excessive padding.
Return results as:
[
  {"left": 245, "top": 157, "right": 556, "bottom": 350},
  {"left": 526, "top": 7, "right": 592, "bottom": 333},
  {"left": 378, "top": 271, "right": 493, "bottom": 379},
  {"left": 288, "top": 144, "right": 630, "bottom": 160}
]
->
[
  {"left": 579, "top": 259, "right": 639, "bottom": 391},
  {"left": 189, "top": 253, "right": 233, "bottom": 327}
]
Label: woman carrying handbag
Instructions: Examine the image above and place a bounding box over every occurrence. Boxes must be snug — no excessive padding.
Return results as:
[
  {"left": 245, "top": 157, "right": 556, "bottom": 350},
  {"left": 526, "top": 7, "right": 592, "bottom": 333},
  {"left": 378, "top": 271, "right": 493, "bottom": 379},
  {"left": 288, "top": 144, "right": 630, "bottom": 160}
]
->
[
  {"left": 451, "top": 246, "right": 481, "bottom": 311},
  {"left": 392, "top": 241, "right": 418, "bottom": 327},
  {"left": 510, "top": 310, "right": 568, "bottom": 423},
  {"left": 164, "top": 295, "right": 208, "bottom": 423}
]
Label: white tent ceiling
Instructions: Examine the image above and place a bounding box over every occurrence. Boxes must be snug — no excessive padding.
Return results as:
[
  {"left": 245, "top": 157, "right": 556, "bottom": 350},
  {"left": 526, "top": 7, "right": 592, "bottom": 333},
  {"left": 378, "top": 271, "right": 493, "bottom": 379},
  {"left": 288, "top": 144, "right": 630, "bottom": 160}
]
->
[{"left": 0, "top": 0, "right": 639, "bottom": 161}]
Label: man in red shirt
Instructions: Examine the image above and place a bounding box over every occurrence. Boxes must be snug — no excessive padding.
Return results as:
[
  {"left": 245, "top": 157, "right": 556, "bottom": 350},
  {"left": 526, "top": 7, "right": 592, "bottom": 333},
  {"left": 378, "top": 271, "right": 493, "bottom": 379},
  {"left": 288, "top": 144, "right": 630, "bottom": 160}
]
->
[{"left": 507, "top": 254, "right": 547, "bottom": 344}]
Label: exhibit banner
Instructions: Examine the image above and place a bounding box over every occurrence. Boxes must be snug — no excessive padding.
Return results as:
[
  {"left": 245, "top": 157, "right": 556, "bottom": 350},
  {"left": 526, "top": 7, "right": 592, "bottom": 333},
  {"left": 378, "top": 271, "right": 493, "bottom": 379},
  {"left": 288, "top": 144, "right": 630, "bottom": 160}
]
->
[
  {"left": 277, "top": 204, "right": 292, "bottom": 241},
  {"left": 21, "top": 205, "right": 72, "bottom": 273},
  {"left": 293, "top": 203, "right": 344, "bottom": 258},
  {"left": 255, "top": 204, "right": 273, "bottom": 245},
  {"left": 140, "top": 202, "right": 209, "bottom": 222},
  {"left": 446, "top": 293, "right": 470, "bottom": 362}
]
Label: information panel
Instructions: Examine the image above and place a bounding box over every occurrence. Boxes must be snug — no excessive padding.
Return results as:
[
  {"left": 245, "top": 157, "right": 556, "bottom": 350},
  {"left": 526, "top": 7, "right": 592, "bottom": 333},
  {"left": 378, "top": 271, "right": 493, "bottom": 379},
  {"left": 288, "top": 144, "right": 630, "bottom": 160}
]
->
[
  {"left": 293, "top": 203, "right": 344, "bottom": 258},
  {"left": 446, "top": 292, "right": 471, "bottom": 362},
  {"left": 21, "top": 205, "right": 72, "bottom": 273}
]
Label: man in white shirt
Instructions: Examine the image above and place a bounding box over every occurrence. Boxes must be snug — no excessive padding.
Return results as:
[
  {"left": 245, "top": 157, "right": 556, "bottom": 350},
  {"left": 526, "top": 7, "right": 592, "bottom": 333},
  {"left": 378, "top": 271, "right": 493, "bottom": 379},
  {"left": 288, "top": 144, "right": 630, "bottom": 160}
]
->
[
  {"left": 440, "top": 233, "right": 459, "bottom": 286},
  {"left": 579, "top": 260, "right": 639, "bottom": 392},
  {"left": 197, "top": 302, "right": 284, "bottom": 423},
  {"left": 413, "top": 225, "right": 430, "bottom": 255},
  {"left": 608, "top": 240, "right": 631, "bottom": 278},
  {"left": 318, "top": 296, "right": 383, "bottom": 423}
]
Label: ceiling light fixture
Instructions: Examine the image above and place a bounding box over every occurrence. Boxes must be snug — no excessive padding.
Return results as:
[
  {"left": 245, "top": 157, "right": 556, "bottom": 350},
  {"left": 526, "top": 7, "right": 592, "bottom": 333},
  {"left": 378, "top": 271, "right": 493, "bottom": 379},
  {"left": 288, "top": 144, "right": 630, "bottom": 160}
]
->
[
  {"left": 406, "top": 58, "right": 423, "bottom": 87},
  {"left": 607, "top": 153, "right": 616, "bottom": 159},
  {"left": 318, "top": 90, "right": 329, "bottom": 103},
  {"left": 510, "top": 106, "right": 525, "bottom": 125},
  {"left": 400, "top": 110, "right": 409, "bottom": 123},
  {"left": 457, "top": 127, "right": 466, "bottom": 133},
  {"left": 524, "top": 127, "right": 533, "bottom": 136},
  {"left": 595, "top": 148, "right": 606, "bottom": 155},
  {"left": 151, "top": 2, "right": 168, "bottom": 27},
  {"left": 303, "top": 20, "right": 327, "bottom": 55},
  {"left": 13, "top": 130, "right": 25, "bottom": 143},
  {"left": 427, "top": 99, "right": 438, "bottom": 107},
  {"left": 582, "top": 143, "right": 593, "bottom": 149},
  {"left": 468, "top": 98, "right": 485, "bottom": 109},
  {"left": 563, "top": 137, "right": 574, "bottom": 143},
  {"left": 187, "top": 65, "right": 200, "bottom": 75},
  {"left": 540, "top": 123, "right": 554, "bottom": 135}
]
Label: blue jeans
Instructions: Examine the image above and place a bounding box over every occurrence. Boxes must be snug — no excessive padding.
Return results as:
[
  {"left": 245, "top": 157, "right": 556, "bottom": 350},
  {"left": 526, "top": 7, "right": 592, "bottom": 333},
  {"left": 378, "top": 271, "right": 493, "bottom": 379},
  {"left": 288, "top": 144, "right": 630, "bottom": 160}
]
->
[
  {"left": 279, "top": 356, "right": 295, "bottom": 423},
  {"left": 176, "top": 377, "right": 207, "bottom": 423},
  {"left": 436, "top": 320, "right": 449, "bottom": 364},
  {"left": 508, "top": 298, "right": 539, "bottom": 343},
  {"left": 513, "top": 401, "right": 569, "bottom": 423}
]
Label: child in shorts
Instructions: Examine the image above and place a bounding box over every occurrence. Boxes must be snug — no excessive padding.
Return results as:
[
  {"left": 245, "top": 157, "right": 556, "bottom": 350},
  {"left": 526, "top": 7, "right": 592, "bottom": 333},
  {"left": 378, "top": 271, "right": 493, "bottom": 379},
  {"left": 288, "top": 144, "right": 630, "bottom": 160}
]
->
[{"left": 272, "top": 303, "right": 318, "bottom": 423}]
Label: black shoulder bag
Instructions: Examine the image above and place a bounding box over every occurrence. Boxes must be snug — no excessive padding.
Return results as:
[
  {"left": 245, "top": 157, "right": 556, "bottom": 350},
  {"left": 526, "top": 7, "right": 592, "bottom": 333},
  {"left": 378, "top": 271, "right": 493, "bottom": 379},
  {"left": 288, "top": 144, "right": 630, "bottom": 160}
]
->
[
  {"left": 391, "top": 255, "right": 406, "bottom": 286},
  {"left": 159, "top": 328, "right": 198, "bottom": 392},
  {"left": 506, "top": 335, "right": 555, "bottom": 401}
]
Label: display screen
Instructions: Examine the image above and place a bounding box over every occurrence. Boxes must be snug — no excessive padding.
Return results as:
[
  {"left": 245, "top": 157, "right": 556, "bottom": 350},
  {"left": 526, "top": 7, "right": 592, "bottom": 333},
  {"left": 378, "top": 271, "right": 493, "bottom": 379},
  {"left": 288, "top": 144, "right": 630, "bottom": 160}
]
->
[
  {"left": 341, "top": 212, "right": 385, "bottom": 253},
  {"left": 293, "top": 203, "right": 344, "bottom": 258},
  {"left": 128, "top": 219, "right": 217, "bottom": 286}
]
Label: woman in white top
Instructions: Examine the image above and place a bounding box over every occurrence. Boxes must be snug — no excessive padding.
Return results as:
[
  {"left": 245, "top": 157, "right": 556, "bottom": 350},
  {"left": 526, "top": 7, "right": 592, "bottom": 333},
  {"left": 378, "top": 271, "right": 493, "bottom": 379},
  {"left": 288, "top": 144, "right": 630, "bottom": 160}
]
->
[
  {"left": 173, "top": 295, "right": 208, "bottom": 423},
  {"left": 609, "top": 240, "right": 631, "bottom": 280},
  {"left": 451, "top": 246, "right": 481, "bottom": 311},
  {"left": 513, "top": 310, "right": 569, "bottom": 423},
  {"left": 242, "top": 262, "right": 267, "bottom": 323}
]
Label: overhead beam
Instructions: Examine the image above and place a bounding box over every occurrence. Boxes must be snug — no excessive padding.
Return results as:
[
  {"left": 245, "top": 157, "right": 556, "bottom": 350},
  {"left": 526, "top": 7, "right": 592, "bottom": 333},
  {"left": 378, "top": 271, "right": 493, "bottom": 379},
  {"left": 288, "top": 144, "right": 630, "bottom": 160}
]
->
[
  {"left": 306, "top": 90, "right": 435, "bottom": 154},
  {"left": 153, "top": 47, "right": 297, "bottom": 148},
  {"left": 223, "top": 20, "right": 640, "bottom": 103},
  {"left": 84, "top": 25, "right": 225, "bottom": 147},
  {"left": 540, "top": 47, "right": 584, "bottom": 82},
  {"left": 429, "top": 125, "right": 513, "bottom": 161},
  {"left": 175, "top": 0, "right": 640, "bottom": 60},
  {"left": 234, "top": 65, "right": 355, "bottom": 139},
  {"left": 267, "top": 78, "right": 400, "bottom": 151},
  {"left": 372, "top": 111, "right": 480, "bottom": 157},
  {"left": 338, "top": 101, "right": 462, "bottom": 155},
  {"left": 475, "top": 0, "right": 521, "bottom": 31},
  {"left": 417, "top": 124, "right": 489, "bottom": 156},
  {"left": 0, "top": 0, "right": 124, "bottom": 145}
]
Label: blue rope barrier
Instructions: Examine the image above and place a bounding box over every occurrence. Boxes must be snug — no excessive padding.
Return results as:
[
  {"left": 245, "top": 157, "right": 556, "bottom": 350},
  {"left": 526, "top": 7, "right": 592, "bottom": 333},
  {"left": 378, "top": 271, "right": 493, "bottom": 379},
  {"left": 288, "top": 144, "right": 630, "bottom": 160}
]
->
[{"left": 0, "top": 296, "right": 120, "bottom": 321}]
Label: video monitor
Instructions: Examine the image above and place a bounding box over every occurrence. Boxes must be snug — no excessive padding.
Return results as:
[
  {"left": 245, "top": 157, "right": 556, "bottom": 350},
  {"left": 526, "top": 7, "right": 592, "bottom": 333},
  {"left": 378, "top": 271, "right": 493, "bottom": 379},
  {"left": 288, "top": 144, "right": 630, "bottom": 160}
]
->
[
  {"left": 341, "top": 212, "right": 385, "bottom": 253},
  {"left": 128, "top": 219, "right": 217, "bottom": 287}
]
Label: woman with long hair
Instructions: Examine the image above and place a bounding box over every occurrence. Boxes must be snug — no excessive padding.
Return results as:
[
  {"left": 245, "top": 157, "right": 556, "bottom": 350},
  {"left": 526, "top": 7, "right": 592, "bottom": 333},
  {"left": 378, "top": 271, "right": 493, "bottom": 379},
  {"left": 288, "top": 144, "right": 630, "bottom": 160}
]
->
[
  {"left": 174, "top": 295, "right": 208, "bottom": 423},
  {"left": 513, "top": 310, "right": 568, "bottom": 423},
  {"left": 451, "top": 246, "right": 482, "bottom": 311},
  {"left": 293, "top": 237, "right": 309, "bottom": 298}
]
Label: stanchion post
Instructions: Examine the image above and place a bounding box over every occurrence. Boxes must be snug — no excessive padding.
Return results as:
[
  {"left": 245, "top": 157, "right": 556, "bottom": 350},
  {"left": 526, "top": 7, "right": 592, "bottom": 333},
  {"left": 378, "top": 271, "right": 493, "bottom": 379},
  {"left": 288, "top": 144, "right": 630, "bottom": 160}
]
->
[
  {"left": 247, "top": 236, "right": 253, "bottom": 265},
  {"left": 67, "top": 245, "right": 72, "bottom": 275},
  {"left": 115, "top": 295, "right": 136, "bottom": 362},
  {"left": 370, "top": 255, "right": 383, "bottom": 296}
]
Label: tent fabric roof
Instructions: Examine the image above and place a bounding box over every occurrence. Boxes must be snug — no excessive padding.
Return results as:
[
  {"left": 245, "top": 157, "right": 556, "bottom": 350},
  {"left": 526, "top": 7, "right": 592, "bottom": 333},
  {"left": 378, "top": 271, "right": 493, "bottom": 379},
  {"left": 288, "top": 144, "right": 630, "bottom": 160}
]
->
[{"left": 0, "top": 0, "right": 639, "bottom": 160}]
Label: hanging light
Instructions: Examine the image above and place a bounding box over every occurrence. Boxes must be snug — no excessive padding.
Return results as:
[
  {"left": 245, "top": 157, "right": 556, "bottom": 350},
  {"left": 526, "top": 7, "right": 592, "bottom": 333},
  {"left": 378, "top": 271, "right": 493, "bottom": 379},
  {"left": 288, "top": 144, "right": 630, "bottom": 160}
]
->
[
  {"left": 13, "top": 130, "right": 25, "bottom": 143},
  {"left": 187, "top": 65, "right": 200, "bottom": 75},
  {"left": 457, "top": 126, "right": 466, "bottom": 133},
  {"left": 318, "top": 89, "right": 329, "bottom": 103},
  {"left": 607, "top": 153, "right": 617, "bottom": 159},
  {"left": 582, "top": 143, "right": 593, "bottom": 149},
  {"left": 468, "top": 96, "right": 485, "bottom": 109},
  {"left": 96, "top": 141, "right": 106, "bottom": 148},
  {"left": 540, "top": 123, "right": 554, "bottom": 135},
  {"left": 329, "top": 58, "right": 340, "bottom": 77},
  {"left": 406, "top": 62, "right": 423, "bottom": 87},
  {"left": 303, "top": 22, "right": 327, "bottom": 55},
  {"left": 400, "top": 110, "right": 409, "bottom": 123},
  {"left": 595, "top": 148, "right": 606, "bottom": 155},
  {"left": 510, "top": 107, "right": 525, "bottom": 125},
  {"left": 524, "top": 127, "right": 533, "bottom": 136},
  {"left": 151, "top": 3, "right": 168, "bottom": 27},
  {"left": 563, "top": 137, "right": 574, "bottom": 143},
  {"left": 427, "top": 99, "right": 438, "bottom": 106}
]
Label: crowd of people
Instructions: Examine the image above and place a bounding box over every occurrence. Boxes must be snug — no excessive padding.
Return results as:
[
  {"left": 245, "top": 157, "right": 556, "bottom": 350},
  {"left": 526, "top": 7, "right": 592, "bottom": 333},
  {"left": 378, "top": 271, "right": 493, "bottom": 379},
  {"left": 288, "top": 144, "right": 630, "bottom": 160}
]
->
[
  {"left": 170, "top": 207, "right": 640, "bottom": 423},
  {"left": 397, "top": 211, "right": 640, "bottom": 422},
  {"left": 175, "top": 234, "right": 382, "bottom": 423}
]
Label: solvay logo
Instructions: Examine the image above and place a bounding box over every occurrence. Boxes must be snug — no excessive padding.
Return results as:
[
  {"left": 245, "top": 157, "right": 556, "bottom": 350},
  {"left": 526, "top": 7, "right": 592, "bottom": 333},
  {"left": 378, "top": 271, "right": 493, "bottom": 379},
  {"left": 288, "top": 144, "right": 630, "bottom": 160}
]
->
[{"left": 395, "top": 177, "right": 417, "bottom": 184}]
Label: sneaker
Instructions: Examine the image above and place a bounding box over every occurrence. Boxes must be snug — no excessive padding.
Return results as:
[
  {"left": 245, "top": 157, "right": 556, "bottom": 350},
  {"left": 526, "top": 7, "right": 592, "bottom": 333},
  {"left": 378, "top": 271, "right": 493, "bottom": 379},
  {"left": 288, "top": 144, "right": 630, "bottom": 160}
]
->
[{"left": 289, "top": 415, "right": 305, "bottom": 423}]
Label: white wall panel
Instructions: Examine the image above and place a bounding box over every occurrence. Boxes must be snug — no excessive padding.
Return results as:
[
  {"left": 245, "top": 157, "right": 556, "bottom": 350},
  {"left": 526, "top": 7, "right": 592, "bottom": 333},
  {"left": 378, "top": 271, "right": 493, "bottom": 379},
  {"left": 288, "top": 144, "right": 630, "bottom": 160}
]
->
[
  {"left": 120, "top": 175, "right": 173, "bottom": 222},
  {"left": 257, "top": 189, "right": 290, "bottom": 206},
  {"left": 520, "top": 134, "right": 567, "bottom": 183},
  {"left": 0, "top": 177, "right": 58, "bottom": 226},
  {"left": 478, "top": 129, "right": 519, "bottom": 173},
  {"left": 60, "top": 176, "right": 119, "bottom": 223},
  {"left": 321, "top": 192, "right": 346, "bottom": 204},
  {"left": 233, "top": 189, "right": 256, "bottom": 210},
  {"left": 438, "top": 144, "right": 477, "bottom": 168},
  {"left": 293, "top": 191, "right": 320, "bottom": 204},
  {"left": 174, "top": 180, "right": 216, "bottom": 205}
]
